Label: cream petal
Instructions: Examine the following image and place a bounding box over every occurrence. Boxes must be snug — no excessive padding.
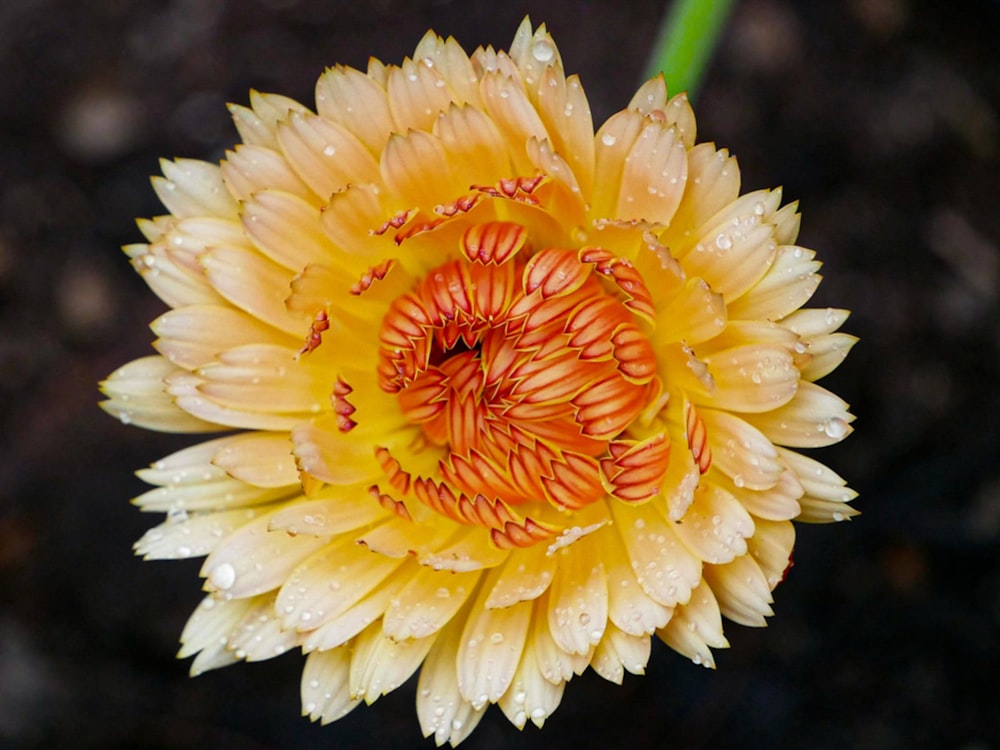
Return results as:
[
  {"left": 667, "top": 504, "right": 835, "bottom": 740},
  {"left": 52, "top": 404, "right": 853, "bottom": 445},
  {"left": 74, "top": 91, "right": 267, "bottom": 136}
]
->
[
  {"left": 195, "top": 343, "right": 328, "bottom": 416},
  {"left": 179, "top": 594, "right": 255, "bottom": 674},
  {"left": 546, "top": 540, "right": 608, "bottom": 655},
  {"left": 411, "top": 31, "right": 480, "bottom": 104},
  {"left": 233, "top": 90, "right": 312, "bottom": 149},
  {"left": 154, "top": 158, "right": 238, "bottom": 219},
  {"left": 382, "top": 565, "right": 479, "bottom": 640},
  {"left": 798, "top": 332, "right": 858, "bottom": 382},
  {"left": 291, "top": 418, "right": 384, "bottom": 486},
  {"left": 211, "top": 431, "right": 299, "bottom": 488},
  {"left": 603, "top": 528, "right": 673, "bottom": 636},
  {"left": 700, "top": 408, "right": 783, "bottom": 490},
  {"left": 167, "top": 370, "right": 304, "bottom": 432},
  {"left": 301, "top": 647, "right": 361, "bottom": 725},
  {"left": 276, "top": 535, "right": 404, "bottom": 631},
  {"left": 358, "top": 516, "right": 453, "bottom": 559},
  {"left": 241, "top": 189, "right": 340, "bottom": 272},
  {"left": 315, "top": 65, "right": 394, "bottom": 155},
  {"left": 152, "top": 304, "right": 296, "bottom": 370},
  {"left": 135, "top": 507, "right": 266, "bottom": 560},
  {"left": 457, "top": 571, "right": 533, "bottom": 708},
  {"left": 380, "top": 129, "right": 458, "bottom": 209},
  {"left": 303, "top": 575, "right": 402, "bottom": 652},
  {"left": 729, "top": 469, "right": 804, "bottom": 521},
  {"left": 727, "top": 244, "right": 822, "bottom": 321},
  {"left": 662, "top": 143, "right": 740, "bottom": 239},
  {"left": 201, "top": 245, "right": 308, "bottom": 335},
  {"left": 778, "top": 448, "right": 859, "bottom": 523},
  {"left": 276, "top": 111, "right": 380, "bottom": 200},
  {"left": 127, "top": 241, "right": 223, "bottom": 308},
  {"left": 531, "top": 590, "right": 590, "bottom": 683},
  {"left": 652, "top": 275, "right": 726, "bottom": 346},
  {"left": 628, "top": 78, "right": 697, "bottom": 148},
  {"left": 703, "top": 554, "right": 773, "bottom": 627},
  {"left": 349, "top": 622, "right": 436, "bottom": 704},
  {"left": 135, "top": 436, "right": 230, "bottom": 485},
  {"left": 745, "top": 381, "right": 855, "bottom": 447},
  {"left": 697, "top": 344, "right": 798, "bottom": 413},
  {"left": 418, "top": 527, "right": 508, "bottom": 572},
  {"left": 536, "top": 70, "right": 594, "bottom": 196},
  {"left": 591, "top": 109, "right": 645, "bottom": 219},
  {"left": 747, "top": 518, "right": 795, "bottom": 590},
  {"left": 617, "top": 121, "right": 687, "bottom": 225},
  {"left": 433, "top": 103, "right": 511, "bottom": 189},
  {"left": 485, "top": 542, "right": 555, "bottom": 608},
  {"left": 673, "top": 481, "right": 754, "bottom": 565},
  {"left": 780, "top": 307, "right": 850, "bottom": 338},
  {"left": 771, "top": 201, "right": 802, "bottom": 244},
  {"left": 201, "top": 509, "right": 329, "bottom": 598},
  {"left": 99, "top": 355, "right": 221, "bottom": 433},
  {"left": 610, "top": 500, "right": 701, "bottom": 607},
  {"left": 416, "top": 619, "right": 487, "bottom": 746},
  {"left": 267, "top": 491, "right": 390, "bottom": 537},
  {"left": 479, "top": 68, "right": 548, "bottom": 175},
  {"left": 679, "top": 213, "right": 777, "bottom": 303},
  {"left": 591, "top": 626, "right": 651, "bottom": 684},
  {"left": 387, "top": 57, "right": 460, "bottom": 133},
  {"left": 221, "top": 144, "right": 314, "bottom": 205},
  {"left": 497, "top": 626, "right": 565, "bottom": 729},
  {"left": 132, "top": 477, "right": 287, "bottom": 513},
  {"left": 227, "top": 595, "right": 299, "bottom": 661},
  {"left": 320, "top": 183, "right": 400, "bottom": 273},
  {"left": 656, "top": 580, "right": 729, "bottom": 668}
]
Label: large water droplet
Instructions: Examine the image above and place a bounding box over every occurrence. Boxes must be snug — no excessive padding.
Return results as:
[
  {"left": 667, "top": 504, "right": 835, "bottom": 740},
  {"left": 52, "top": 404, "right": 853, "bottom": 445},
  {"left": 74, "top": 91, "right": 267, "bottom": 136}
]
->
[
  {"left": 209, "top": 562, "right": 236, "bottom": 590},
  {"left": 531, "top": 39, "right": 555, "bottom": 62}
]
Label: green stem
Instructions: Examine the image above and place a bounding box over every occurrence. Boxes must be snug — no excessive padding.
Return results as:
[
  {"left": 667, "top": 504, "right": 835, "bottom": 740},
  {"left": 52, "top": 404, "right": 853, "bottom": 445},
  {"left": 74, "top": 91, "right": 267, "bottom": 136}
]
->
[{"left": 642, "top": 0, "right": 737, "bottom": 99}]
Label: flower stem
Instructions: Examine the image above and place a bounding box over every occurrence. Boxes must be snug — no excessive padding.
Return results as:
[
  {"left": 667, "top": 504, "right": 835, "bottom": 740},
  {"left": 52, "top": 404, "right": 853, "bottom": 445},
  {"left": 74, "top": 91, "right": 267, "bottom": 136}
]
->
[{"left": 642, "top": 0, "right": 737, "bottom": 99}]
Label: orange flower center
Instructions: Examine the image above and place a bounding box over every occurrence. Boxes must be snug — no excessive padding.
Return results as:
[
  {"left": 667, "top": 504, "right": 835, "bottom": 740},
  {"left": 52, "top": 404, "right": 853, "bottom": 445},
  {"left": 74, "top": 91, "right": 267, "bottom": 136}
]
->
[{"left": 373, "top": 221, "right": 671, "bottom": 546}]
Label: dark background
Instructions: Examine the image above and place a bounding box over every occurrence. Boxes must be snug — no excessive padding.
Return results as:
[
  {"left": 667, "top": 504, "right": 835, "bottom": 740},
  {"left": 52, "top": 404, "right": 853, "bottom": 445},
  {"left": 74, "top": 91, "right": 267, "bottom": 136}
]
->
[{"left": 1, "top": 0, "right": 997, "bottom": 748}]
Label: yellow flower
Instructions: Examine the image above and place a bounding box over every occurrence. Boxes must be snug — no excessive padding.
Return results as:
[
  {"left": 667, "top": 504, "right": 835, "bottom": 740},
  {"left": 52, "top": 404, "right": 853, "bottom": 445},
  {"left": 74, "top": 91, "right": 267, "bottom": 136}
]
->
[{"left": 100, "top": 19, "right": 857, "bottom": 745}]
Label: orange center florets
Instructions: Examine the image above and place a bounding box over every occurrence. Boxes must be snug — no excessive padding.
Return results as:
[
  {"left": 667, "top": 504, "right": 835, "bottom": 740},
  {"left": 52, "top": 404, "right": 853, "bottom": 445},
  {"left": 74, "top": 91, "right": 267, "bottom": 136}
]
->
[{"left": 374, "top": 221, "right": 671, "bottom": 546}]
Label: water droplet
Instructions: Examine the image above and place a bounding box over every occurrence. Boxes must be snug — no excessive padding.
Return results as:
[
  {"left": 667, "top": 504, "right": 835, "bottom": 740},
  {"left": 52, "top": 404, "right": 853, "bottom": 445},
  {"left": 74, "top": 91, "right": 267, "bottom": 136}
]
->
[
  {"left": 490, "top": 632, "right": 504, "bottom": 644},
  {"left": 601, "top": 132, "right": 617, "bottom": 146},
  {"left": 832, "top": 511, "right": 846, "bottom": 522},
  {"left": 209, "top": 562, "right": 236, "bottom": 590},
  {"left": 531, "top": 39, "right": 555, "bottom": 62},
  {"left": 823, "top": 417, "right": 849, "bottom": 439},
  {"left": 323, "top": 145, "right": 336, "bottom": 157},
  {"left": 715, "top": 233, "right": 733, "bottom": 250},
  {"left": 578, "top": 612, "right": 591, "bottom": 626}
]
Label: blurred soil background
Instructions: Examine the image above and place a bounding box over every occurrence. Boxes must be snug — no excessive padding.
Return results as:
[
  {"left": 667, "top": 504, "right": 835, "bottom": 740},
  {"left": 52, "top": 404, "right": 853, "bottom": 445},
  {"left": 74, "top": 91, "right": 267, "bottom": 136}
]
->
[{"left": 1, "top": 0, "right": 998, "bottom": 748}]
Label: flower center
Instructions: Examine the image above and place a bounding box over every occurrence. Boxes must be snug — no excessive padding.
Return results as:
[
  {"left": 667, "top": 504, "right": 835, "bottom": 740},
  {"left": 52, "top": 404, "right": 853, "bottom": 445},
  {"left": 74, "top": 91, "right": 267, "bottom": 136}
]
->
[{"left": 375, "top": 221, "right": 670, "bottom": 545}]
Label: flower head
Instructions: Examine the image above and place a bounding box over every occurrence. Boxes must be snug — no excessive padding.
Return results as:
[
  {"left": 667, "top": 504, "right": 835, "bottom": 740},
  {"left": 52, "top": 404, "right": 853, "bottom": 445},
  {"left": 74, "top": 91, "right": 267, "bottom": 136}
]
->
[{"left": 101, "top": 19, "right": 856, "bottom": 745}]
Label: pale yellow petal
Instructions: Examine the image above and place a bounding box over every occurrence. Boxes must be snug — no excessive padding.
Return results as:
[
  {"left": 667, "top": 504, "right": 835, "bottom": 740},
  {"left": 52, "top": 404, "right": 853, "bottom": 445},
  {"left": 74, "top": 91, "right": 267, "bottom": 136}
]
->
[
  {"left": 201, "top": 510, "right": 329, "bottom": 598},
  {"left": 798, "top": 332, "right": 858, "bottom": 382},
  {"left": 276, "top": 111, "right": 379, "bottom": 199},
  {"left": 315, "top": 65, "right": 394, "bottom": 155},
  {"left": 591, "top": 625, "right": 650, "bottom": 684},
  {"left": 703, "top": 554, "right": 774, "bottom": 627},
  {"left": 301, "top": 647, "right": 361, "bottom": 724},
  {"left": 617, "top": 122, "right": 687, "bottom": 225},
  {"left": 485, "top": 542, "right": 556, "bottom": 608},
  {"left": 387, "top": 57, "right": 461, "bottom": 133},
  {"left": 744, "top": 381, "right": 855, "bottom": 447},
  {"left": 179, "top": 594, "right": 254, "bottom": 674},
  {"left": 729, "top": 469, "right": 804, "bottom": 521},
  {"left": 700, "top": 408, "right": 783, "bottom": 490},
  {"left": 652, "top": 275, "right": 726, "bottom": 346},
  {"left": 221, "top": 144, "right": 314, "bottom": 205},
  {"left": 349, "top": 621, "right": 436, "bottom": 704},
  {"left": 227, "top": 594, "right": 299, "bottom": 661},
  {"left": 275, "top": 535, "right": 405, "bottom": 632},
  {"left": 747, "top": 518, "right": 796, "bottom": 589},
  {"left": 135, "top": 507, "right": 267, "bottom": 560},
  {"left": 656, "top": 580, "right": 729, "bottom": 668},
  {"left": 212, "top": 431, "right": 299, "bottom": 488},
  {"left": 602, "top": 527, "right": 673, "bottom": 636},
  {"left": 416, "top": 615, "right": 487, "bottom": 746},
  {"left": 99, "top": 355, "right": 221, "bottom": 433},
  {"left": 673, "top": 481, "right": 754, "bottom": 565},
  {"left": 697, "top": 344, "right": 798, "bottom": 413},
  {"left": 382, "top": 565, "right": 479, "bottom": 640},
  {"left": 242, "top": 189, "right": 340, "bottom": 272},
  {"left": 780, "top": 307, "right": 850, "bottom": 338},
  {"left": 497, "top": 622, "right": 566, "bottom": 729},
  {"left": 546, "top": 540, "right": 608, "bottom": 655},
  {"left": 154, "top": 158, "right": 238, "bottom": 219},
  {"left": 727, "top": 244, "right": 822, "bottom": 321}
]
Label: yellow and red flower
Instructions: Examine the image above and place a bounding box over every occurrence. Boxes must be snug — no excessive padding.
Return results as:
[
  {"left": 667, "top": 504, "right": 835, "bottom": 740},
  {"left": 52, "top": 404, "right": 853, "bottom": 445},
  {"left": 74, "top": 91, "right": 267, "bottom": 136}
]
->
[{"left": 101, "top": 19, "right": 856, "bottom": 745}]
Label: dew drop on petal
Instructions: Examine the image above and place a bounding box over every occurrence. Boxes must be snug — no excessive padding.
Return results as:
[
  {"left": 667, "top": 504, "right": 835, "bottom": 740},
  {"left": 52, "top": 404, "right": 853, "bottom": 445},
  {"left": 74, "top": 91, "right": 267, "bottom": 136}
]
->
[
  {"left": 531, "top": 39, "right": 555, "bottom": 62},
  {"left": 823, "top": 417, "right": 849, "bottom": 439},
  {"left": 209, "top": 562, "right": 236, "bottom": 591},
  {"left": 601, "top": 132, "right": 617, "bottom": 146}
]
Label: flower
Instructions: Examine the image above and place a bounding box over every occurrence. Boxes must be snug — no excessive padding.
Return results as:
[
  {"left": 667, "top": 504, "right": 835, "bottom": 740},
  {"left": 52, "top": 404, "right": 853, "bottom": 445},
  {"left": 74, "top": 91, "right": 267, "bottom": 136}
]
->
[{"left": 100, "top": 18, "right": 857, "bottom": 746}]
